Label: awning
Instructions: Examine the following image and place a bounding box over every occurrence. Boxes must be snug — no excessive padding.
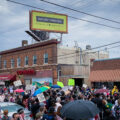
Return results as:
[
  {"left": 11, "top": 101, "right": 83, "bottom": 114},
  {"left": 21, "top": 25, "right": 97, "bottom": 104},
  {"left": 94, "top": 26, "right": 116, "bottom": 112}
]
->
[
  {"left": 0, "top": 74, "right": 16, "bottom": 81},
  {"left": 89, "top": 69, "right": 120, "bottom": 82}
]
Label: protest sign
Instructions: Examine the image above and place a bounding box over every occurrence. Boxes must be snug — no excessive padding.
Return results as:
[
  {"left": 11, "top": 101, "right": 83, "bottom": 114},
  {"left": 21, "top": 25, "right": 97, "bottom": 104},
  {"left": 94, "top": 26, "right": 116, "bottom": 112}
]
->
[
  {"left": 57, "top": 81, "right": 64, "bottom": 88},
  {"left": 0, "top": 95, "right": 5, "bottom": 102},
  {"left": 26, "top": 85, "right": 32, "bottom": 90},
  {"left": 14, "top": 80, "right": 22, "bottom": 87},
  {"left": 83, "top": 84, "right": 87, "bottom": 88},
  {"left": 68, "top": 79, "right": 75, "bottom": 86},
  {"left": 37, "top": 93, "right": 46, "bottom": 102},
  {"left": 0, "top": 81, "right": 5, "bottom": 85}
]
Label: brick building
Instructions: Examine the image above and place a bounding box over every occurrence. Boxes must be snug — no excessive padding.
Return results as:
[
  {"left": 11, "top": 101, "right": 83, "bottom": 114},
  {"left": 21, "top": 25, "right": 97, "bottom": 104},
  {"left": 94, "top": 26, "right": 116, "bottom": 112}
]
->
[
  {"left": 89, "top": 58, "right": 120, "bottom": 88},
  {"left": 0, "top": 38, "right": 109, "bottom": 87},
  {"left": 0, "top": 39, "right": 59, "bottom": 86}
]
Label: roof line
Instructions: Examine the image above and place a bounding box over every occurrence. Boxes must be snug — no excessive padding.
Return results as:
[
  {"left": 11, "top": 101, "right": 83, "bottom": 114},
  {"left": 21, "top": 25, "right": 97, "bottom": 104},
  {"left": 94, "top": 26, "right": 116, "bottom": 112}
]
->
[
  {"left": 0, "top": 39, "right": 59, "bottom": 55},
  {"left": 95, "top": 57, "right": 120, "bottom": 62}
]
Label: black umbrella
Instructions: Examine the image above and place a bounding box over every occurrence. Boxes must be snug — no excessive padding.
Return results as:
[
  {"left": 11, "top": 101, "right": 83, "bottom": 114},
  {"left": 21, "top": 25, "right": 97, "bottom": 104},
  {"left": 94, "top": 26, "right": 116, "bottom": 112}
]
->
[{"left": 60, "top": 100, "right": 100, "bottom": 120}]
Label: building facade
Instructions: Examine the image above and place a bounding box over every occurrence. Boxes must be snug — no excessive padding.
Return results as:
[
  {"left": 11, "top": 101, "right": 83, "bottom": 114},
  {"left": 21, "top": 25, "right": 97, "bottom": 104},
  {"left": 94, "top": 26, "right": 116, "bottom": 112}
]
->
[
  {"left": 0, "top": 39, "right": 58, "bottom": 86},
  {"left": 57, "top": 45, "right": 109, "bottom": 86},
  {"left": 0, "top": 39, "right": 109, "bottom": 87},
  {"left": 89, "top": 58, "right": 120, "bottom": 88}
]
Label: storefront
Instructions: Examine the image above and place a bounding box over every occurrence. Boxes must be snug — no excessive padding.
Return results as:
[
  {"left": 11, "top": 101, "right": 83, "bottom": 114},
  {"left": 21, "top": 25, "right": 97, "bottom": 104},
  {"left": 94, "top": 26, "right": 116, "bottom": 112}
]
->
[
  {"left": 0, "top": 74, "right": 16, "bottom": 86},
  {"left": 17, "top": 69, "right": 53, "bottom": 86},
  {"left": 89, "top": 58, "right": 120, "bottom": 89}
]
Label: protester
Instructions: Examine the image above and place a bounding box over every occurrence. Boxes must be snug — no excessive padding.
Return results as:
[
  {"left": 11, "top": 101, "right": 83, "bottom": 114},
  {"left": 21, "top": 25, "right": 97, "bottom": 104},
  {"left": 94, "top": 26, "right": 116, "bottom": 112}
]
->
[
  {"left": 11, "top": 113, "right": 20, "bottom": 120},
  {"left": 112, "top": 86, "right": 118, "bottom": 95},
  {"left": 17, "top": 108, "right": 25, "bottom": 120},
  {"left": 42, "top": 107, "right": 56, "bottom": 120},
  {"left": 55, "top": 97, "right": 62, "bottom": 112},
  {"left": 31, "top": 98, "right": 40, "bottom": 119},
  {"left": 1, "top": 110, "right": 10, "bottom": 120},
  {"left": 1, "top": 84, "right": 120, "bottom": 120},
  {"left": 112, "top": 98, "right": 120, "bottom": 119}
]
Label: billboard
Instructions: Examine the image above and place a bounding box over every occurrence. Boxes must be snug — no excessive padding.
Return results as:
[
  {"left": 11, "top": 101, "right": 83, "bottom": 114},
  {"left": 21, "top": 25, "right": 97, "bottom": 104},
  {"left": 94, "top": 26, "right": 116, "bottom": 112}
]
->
[{"left": 30, "top": 10, "right": 68, "bottom": 33}]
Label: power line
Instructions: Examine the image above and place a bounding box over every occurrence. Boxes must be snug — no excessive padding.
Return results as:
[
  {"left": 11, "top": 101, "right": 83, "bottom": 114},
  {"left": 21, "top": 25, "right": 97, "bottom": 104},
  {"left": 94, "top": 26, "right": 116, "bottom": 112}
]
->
[
  {"left": 6, "top": 0, "right": 120, "bottom": 29},
  {"left": 107, "top": 44, "right": 120, "bottom": 50},
  {"left": 89, "top": 40, "right": 120, "bottom": 50},
  {"left": 67, "top": 16, "right": 120, "bottom": 29},
  {"left": 40, "top": 0, "right": 120, "bottom": 24},
  {"left": 86, "top": 44, "right": 120, "bottom": 55},
  {"left": 73, "top": 0, "right": 95, "bottom": 8}
]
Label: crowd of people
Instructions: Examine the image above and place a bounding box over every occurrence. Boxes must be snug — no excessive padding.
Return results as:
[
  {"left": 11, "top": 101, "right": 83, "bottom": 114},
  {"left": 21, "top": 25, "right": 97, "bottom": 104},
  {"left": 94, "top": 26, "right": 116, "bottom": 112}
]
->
[{"left": 0, "top": 85, "right": 120, "bottom": 120}]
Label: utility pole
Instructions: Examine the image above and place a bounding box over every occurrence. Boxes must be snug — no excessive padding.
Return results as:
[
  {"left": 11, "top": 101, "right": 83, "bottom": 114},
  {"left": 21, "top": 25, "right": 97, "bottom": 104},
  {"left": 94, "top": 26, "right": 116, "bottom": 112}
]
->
[
  {"left": 98, "top": 51, "right": 99, "bottom": 59},
  {"left": 74, "top": 41, "right": 79, "bottom": 64}
]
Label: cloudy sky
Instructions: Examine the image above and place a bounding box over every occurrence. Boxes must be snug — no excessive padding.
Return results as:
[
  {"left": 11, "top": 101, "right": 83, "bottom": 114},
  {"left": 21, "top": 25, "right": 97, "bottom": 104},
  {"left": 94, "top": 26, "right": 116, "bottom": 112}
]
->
[{"left": 0, "top": 0, "right": 120, "bottom": 58}]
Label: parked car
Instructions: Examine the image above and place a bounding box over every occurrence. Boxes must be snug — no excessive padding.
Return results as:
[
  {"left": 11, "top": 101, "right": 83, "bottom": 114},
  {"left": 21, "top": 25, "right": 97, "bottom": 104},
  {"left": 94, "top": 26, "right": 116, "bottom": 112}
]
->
[{"left": 0, "top": 102, "right": 32, "bottom": 120}]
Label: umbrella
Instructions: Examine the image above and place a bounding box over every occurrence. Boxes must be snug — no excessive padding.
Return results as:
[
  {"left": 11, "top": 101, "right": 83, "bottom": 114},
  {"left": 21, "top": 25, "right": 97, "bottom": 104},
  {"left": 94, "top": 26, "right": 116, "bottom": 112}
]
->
[
  {"left": 33, "top": 86, "right": 50, "bottom": 96},
  {"left": 51, "top": 84, "right": 61, "bottom": 88},
  {"left": 14, "top": 89, "right": 24, "bottom": 93},
  {"left": 94, "top": 89, "right": 109, "bottom": 94},
  {"left": 60, "top": 100, "right": 100, "bottom": 120}
]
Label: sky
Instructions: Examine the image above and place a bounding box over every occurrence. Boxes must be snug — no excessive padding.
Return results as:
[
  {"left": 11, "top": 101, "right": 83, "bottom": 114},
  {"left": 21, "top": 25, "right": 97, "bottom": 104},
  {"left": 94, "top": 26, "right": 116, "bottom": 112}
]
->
[{"left": 0, "top": 0, "right": 120, "bottom": 58}]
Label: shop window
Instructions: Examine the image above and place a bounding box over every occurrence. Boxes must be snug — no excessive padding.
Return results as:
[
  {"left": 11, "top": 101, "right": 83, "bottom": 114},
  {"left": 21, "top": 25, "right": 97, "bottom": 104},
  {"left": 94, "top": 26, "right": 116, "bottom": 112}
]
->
[
  {"left": 17, "top": 57, "right": 21, "bottom": 67},
  {"left": 25, "top": 56, "right": 29, "bottom": 66},
  {"left": 33, "top": 55, "right": 37, "bottom": 64},
  {"left": 11, "top": 58, "right": 14, "bottom": 68},
  {"left": 44, "top": 53, "right": 48, "bottom": 64},
  {"left": 4, "top": 60, "right": 7, "bottom": 68}
]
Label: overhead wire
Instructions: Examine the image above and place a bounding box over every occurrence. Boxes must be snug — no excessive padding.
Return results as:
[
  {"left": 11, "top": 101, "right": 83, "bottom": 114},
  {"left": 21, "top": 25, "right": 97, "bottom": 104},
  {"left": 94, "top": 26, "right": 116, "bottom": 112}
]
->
[
  {"left": 0, "top": 0, "right": 119, "bottom": 65},
  {"left": 5, "top": 0, "right": 120, "bottom": 29},
  {"left": 39, "top": 0, "right": 120, "bottom": 24},
  {"left": 72, "top": 0, "right": 95, "bottom": 8},
  {"left": 55, "top": 0, "right": 98, "bottom": 15},
  {"left": 86, "top": 44, "right": 120, "bottom": 55}
]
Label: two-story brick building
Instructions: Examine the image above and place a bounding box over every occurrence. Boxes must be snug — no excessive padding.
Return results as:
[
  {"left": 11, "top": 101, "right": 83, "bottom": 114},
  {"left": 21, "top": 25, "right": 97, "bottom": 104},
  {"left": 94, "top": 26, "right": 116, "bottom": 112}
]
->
[{"left": 0, "top": 39, "right": 59, "bottom": 86}]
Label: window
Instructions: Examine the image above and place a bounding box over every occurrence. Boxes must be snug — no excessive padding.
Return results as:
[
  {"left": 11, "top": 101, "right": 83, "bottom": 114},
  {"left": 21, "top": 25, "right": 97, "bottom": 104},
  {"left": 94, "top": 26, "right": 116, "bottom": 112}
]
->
[
  {"left": 11, "top": 59, "right": 14, "bottom": 68},
  {"left": 17, "top": 57, "right": 21, "bottom": 67},
  {"left": 44, "top": 53, "right": 48, "bottom": 64},
  {"left": 3, "top": 60, "right": 7, "bottom": 68},
  {"left": 25, "top": 56, "right": 28, "bottom": 66},
  {"left": 33, "top": 55, "right": 37, "bottom": 64}
]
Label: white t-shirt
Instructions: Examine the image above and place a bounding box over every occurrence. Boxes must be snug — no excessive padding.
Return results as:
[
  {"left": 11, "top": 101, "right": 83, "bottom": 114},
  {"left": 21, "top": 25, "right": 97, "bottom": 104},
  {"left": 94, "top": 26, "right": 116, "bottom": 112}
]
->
[{"left": 55, "top": 102, "right": 62, "bottom": 112}]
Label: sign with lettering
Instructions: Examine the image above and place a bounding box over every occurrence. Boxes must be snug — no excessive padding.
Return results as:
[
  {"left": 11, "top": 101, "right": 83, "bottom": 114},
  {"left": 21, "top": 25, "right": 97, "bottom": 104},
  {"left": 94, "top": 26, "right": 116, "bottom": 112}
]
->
[
  {"left": 0, "top": 95, "right": 5, "bottom": 102},
  {"left": 14, "top": 80, "right": 22, "bottom": 87},
  {"left": 68, "top": 79, "right": 75, "bottom": 86},
  {"left": 26, "top": 85, "right": 32, "bottom": 90},
  {"left": 83, "top": 84, "right": 87, "bottom": 88},
  {"left": 37, "top": 93, "right": 46, "bottom": 102},
  {"left": 17, "top": 70, "right": 36, "bottom": 75},
  {"left": 30, "top": 10, "right": 68, "bottom": 33},
  {"left": 0, "top": 81, "right": 5, "bottom": 85}
]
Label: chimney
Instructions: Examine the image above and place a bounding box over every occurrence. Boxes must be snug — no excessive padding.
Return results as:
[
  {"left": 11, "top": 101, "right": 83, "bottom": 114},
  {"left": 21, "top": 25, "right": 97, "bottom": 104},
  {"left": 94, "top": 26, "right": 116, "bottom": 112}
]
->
[
  {"left": 22, "top": 40, "right": 28, "bottom": 47},
  {"left": 86, "top": 45, "right": 91, "bottom": 50}
]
